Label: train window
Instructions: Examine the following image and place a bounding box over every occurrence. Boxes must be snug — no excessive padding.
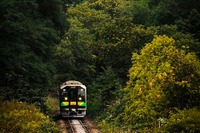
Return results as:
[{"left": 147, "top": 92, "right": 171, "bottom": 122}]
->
[
  {"left": 78, "top": 88, "right": 85, "bottom": 96},
  {"left": 62, "top": 90, "right": 68, "bottom": 95},
  {"left": 78, "top": 88, "right": 85, "bottom": 101}
]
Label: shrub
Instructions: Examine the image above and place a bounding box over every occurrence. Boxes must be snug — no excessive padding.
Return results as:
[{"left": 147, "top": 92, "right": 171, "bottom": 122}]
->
[
  {"left": 0, "top": 100, "right": 59, "bottom": 133},
  {"left": 45, "top": 96, "right": 59, "bottom": 114},
  {"left": 164, "top": 108, "right": 200, "bottom": 133},
  {"left": 87, "top": 101, "right": 102, "bottom": 118}
]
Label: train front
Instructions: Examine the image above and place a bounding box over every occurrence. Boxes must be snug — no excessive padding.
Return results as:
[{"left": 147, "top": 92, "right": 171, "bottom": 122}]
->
[{"left": 59, "top": 81, "right": 87, "bottom": 118}]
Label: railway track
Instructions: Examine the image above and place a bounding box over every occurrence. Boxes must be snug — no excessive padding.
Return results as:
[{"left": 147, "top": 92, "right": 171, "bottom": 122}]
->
[
  {"left": 57, "top": 119, "right": 89, "bottom": 133},
  {"left": 68, "top": 119, "right": 89, "bottom": 133}
]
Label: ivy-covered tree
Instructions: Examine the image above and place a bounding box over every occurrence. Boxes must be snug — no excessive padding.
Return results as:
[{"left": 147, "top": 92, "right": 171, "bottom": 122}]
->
[{"left": 123, "top": 35, "right": 200, "bottom": 130}]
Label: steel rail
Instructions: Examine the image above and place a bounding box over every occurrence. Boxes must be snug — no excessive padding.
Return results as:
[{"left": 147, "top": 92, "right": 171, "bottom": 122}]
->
[
  {"left": 78, "top": 119, "right": 89, "bottom": 133},
  {"left": 68, "top": 119, "right": 76, "bottom": 133},
  {"left": 69, "top": 119, "right": 87, "bottom": 133}
]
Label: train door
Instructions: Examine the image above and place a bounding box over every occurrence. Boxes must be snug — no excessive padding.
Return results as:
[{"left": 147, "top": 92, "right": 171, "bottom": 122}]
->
[
  {"left": 59, "top": 86, "right": 78, "bottom": 115},
  {"left": 68, "top": 86, "right": 78, "bottom": 112}
]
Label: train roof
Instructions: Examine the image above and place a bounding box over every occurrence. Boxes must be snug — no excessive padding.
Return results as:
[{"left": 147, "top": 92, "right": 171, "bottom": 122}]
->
[{"left": 60, "top": 80, "right": 86, "bottom": 89}]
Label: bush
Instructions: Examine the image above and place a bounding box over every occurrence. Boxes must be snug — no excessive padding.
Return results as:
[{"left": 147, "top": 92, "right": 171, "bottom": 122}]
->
[
  {"left": 0, "top": 100, "right": 60, "bottom": 133},
  {"left": 87, "top": 101, "right": 102, "bottom": 118},
  {"left": 164, "top": 108, "right": 200, "bottom": 133},
  {"left": 45, "top": 96, "right": 59, "bottom": 115}
]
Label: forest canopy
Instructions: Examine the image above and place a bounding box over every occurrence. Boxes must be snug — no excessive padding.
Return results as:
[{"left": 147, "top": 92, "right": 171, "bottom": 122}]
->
[
  {"left": 0, "top": 0, "right": 200, "bottom": 132},
  {"left": 0, "top": 0, "right": 68, "bottom": 104}
]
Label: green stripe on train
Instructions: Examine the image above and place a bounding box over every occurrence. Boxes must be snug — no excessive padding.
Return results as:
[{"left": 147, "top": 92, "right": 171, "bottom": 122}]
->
[
  {"left": 79, "top": 102, "right": 86, "bottom": 106},
  {"left": 61, "top": 102, "right": 68, "bottom": 106}
]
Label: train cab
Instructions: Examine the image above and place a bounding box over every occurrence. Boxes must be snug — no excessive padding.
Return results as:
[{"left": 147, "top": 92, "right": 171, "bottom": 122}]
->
[{"left": 59, "top": 80, "right": 87, "bottom": 118}]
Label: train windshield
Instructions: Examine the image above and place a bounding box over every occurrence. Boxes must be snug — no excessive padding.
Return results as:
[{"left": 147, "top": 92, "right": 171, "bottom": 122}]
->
[
  {"left": 78, "top": 88, "right": 85, "bottom": 101},
  {"left": 61, "top": 86, "right": 85, "bottom": 101}
]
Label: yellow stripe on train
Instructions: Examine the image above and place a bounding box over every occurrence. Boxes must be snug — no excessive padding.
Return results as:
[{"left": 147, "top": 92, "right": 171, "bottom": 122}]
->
[
  {"left": 70, "top": 102, "right": 85, "bottom": 105},
  {"left": 61, "top": 101, "right": 86, "bottom": 106},
  {"left": 70, "top": 102, "right": 76, "bottom": 105}
]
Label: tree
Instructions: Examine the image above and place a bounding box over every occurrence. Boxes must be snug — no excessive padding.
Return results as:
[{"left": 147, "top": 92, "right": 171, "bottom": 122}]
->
[
  {"left": 177, "top": 9, "right": 200, "bottom": 40},
  {"left": 66, "top": 0, "right": 156, "bottom": 81},
  {"left": 123, "top": 35, "right": 200, "bottom": 130},
  {"left": 54, "top": 17, "right": 95, "bottom": 84},
  {"left": 37, "top": 0, "right": 68, "bottom": 36},
  {"left": 148, "top": 0, "right": 200, "bottom": 25},
  {"left": 0, "top": 0, "right": 66, "bottom": 104}
]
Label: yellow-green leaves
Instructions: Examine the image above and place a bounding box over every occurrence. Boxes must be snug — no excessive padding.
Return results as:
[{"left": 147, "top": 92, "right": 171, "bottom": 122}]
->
[
  {"left": 164, "top": 108, "right": 200, "bottom": 132},
  {"left": 123, "top": 35, "right": 200, "bottom": 130},
  {"left": 0, "top": 100, "right": 59, "bottom": 133}
]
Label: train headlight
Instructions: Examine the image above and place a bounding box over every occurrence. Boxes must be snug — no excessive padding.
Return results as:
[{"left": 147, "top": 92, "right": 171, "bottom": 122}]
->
[
  {"left": 79, "top": 97, "right": 82, "bottom": 100},
  {"left": 64, "top": 97, "right": 68, "bottom": 100}
]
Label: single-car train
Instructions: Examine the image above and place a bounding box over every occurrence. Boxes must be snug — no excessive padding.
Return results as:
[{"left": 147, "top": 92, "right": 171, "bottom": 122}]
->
[{"left": 59, "top": 80, "right": 87, "bottom": 118}]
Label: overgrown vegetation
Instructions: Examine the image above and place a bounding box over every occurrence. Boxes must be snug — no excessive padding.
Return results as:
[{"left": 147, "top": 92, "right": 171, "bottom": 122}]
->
[
  {"left": 0, "top": 100, "right": 59, "bottom": 133},
  {"left": 1, "top": 0, "right": 200, "bottom": 132},
  {"left": 164, "top": 108, "right": 200, "bottom": 132},
  {"left": 0, "top": 0, "right": 67, "bottom": 131},
  {"left": 0, "top": 0, "right": 67, "bottom": 105},
  {"left": 45, "top": 96, "right": 59, "bottom": 116},
  {"left": 56, "top": 0, "right": 200, "bottom": 132},
  {"left": 122, "top": 35, "right": 200, "bottom": 131}
]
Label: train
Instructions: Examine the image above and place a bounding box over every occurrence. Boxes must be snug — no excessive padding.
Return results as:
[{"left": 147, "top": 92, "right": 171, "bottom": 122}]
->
[{"left": 59, "top": 80, "right": 87, "bottom": 118}]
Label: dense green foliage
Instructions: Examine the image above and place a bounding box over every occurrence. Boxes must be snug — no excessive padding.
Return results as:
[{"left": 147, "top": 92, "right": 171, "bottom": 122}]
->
[
  {"left": 164, "top": 108, "right": 200, "bottom": 132},
  {"left": 45, "top": 96, "right": 59, "bottom": 117},
  {"left": 0, "top": 100, "right": 59, "bottom": 133},
  {"left": 1, "top": 0, "right": 200, "bottom": 132},
  {"left": 0, "top": 0, "right": 67, "bottom": 104}
]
